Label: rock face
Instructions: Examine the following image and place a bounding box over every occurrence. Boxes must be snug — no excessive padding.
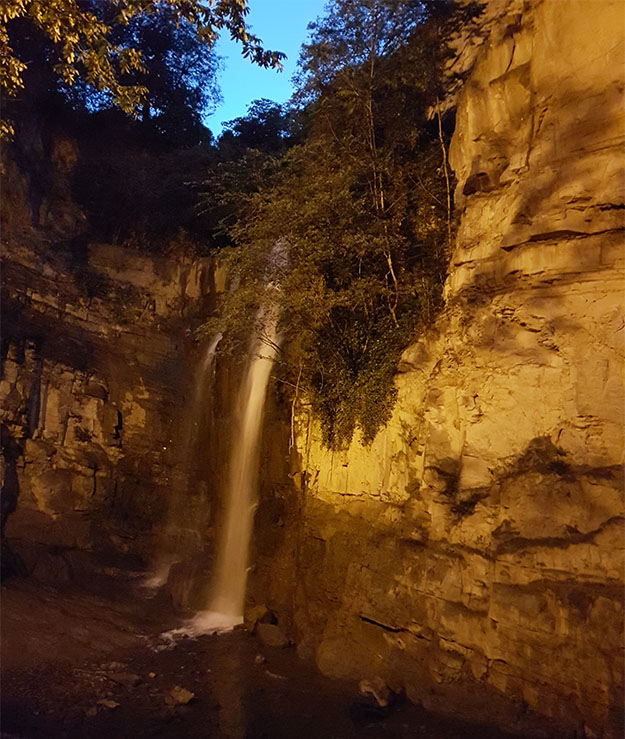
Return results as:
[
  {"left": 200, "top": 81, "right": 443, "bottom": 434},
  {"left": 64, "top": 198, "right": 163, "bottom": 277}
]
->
[
  {"left": 1, "top": 0, "right": 623, "bottom": 735},
  {"left": 0, "top": 234, "right": 217, "bottom": 572},
  {"left": 254, "top": 1, "right": 624, "bottom": 736}
]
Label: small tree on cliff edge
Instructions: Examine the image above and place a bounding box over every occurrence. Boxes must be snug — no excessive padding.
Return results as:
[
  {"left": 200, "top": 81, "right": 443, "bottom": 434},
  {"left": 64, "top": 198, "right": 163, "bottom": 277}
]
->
[{"left": 0, "top": 0, "right": 285, "bottom": 138}]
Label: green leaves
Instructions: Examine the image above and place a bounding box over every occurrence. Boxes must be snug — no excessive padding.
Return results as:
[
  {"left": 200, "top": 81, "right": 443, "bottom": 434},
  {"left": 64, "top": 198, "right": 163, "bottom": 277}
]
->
[
  {"left": 200, "top": 0, "right": 459, "bottom": 448},
  {"left": 0, "top": 0, "right": 285, "bottom": 138}
]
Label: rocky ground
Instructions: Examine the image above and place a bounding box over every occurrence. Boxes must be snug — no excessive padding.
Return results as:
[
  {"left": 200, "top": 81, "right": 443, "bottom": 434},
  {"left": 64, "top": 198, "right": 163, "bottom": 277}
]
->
[{"left": 1, "top": 565, "right": 534, "bottom": 739}]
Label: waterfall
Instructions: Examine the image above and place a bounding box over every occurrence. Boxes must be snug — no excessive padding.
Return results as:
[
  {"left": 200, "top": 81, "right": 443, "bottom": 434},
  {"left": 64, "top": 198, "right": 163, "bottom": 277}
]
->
[
  {"left": 143, "top": 332, "right": 222, "bottom": 591},
  {"left": 161, "top": 242, "right": 285, "bottom": 637},
  {"left": 186, "top": 314, "right": 279, "bottom": 634}
]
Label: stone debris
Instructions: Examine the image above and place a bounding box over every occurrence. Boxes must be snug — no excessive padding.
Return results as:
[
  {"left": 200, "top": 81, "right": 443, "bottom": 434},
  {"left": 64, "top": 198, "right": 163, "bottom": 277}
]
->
[
  {"left": 97, "top": 699, "right": 120, "bottom": 709},
  {"left": 358, "top": 677, "right": 391, "bottom": 708},
  {"left": 166, "top": 685, "right": 195, "bottom": 706},
  {"left": 256, "top": 623, "right": 288, "bottom": 649},
  {"left": 107, "top": 672, "right": 142, "bottom": 688},
  {"left": 264, "top": 670, "right": 287, "bottom": 681},
  {"left": 243, "top": 604, "right": 270, "bottom": 633},
  {"left": 103, "top": 661, "right": 126, "bottom": 670}
]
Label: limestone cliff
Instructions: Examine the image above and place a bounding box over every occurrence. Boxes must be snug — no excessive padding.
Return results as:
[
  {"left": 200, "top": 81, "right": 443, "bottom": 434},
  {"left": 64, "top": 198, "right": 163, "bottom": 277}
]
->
[
  {"left": 1, "top": 122, "right": 227, "bottom": 578},
  {"left": 256, "top": 1, "right": 624, "bottom": 736},
  {"left": 1, "top": 233, "right": 217, "bottom": 575},
  {"left": 1, "top": 0, "right": 623, "bottom": 735}
]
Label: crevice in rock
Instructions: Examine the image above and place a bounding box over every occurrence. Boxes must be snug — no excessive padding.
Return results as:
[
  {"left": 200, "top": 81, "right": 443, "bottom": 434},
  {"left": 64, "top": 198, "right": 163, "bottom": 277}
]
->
[
  {"left": 89, "top": 465, "right": 97, "bottom": 499},
  {"left": 359, "top": 615, "right": 407, "bottom": 634},
  {"left": 501, "top": 226, "right": 625, "bottom": 251},
  {"left": 113, "top": 411, "right": 123, "bottom": 441},
  {"left": 598, "top": 203, "right": 625, "bottom": 211},
  {"left": 493, "top": 515, "right": 624, "bottom": 555}
]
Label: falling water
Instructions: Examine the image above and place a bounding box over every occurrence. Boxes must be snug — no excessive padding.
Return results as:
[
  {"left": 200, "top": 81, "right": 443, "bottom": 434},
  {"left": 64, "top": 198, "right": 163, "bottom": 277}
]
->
[
  {"left": 162, "top": 243, "right": 285, "bottom": 639},
  {"left": 143, "top": 332, "right": 222, "bottom": 591},
  {"left": 194, "top": 332, "right": 224, "bottom": 407},
  {"left": 181, "top": 314, "right": 279, "bottom": 634}
]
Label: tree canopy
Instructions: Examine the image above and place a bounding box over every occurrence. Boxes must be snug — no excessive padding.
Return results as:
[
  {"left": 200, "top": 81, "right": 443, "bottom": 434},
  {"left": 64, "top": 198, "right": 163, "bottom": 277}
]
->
[
  {"left": 0, "top": 0, "right": 285, "bottom": 138},
  {"left": 218, "top": 98, "right": 292, "bottom": 157},
  {"left": 203, "top": 0, "right": 468, "bottom": 448},
  {"left": 64, "top": 6, "right": 223, "bottom": 147}
]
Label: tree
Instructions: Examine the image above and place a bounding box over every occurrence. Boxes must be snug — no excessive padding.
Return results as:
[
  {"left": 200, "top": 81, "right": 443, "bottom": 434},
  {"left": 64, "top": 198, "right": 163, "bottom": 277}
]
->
[
  {"left": 0, "top": 0, "right": 285, "bottom": 138},
  {"left": 218, "top": 98, "right": 292, "bottom": 157},
  {"left": 193, "top": 99, "right": 292, "bottom": 253},
  {"left": 206, "top": 0, "right": 463, "bottom": 448},
  {"left": 66, "top": 6, "right": 223, "bottom": 147}
]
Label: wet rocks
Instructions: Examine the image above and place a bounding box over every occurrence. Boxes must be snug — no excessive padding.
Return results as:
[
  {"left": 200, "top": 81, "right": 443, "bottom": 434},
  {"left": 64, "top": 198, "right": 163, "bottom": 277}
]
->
[
  {"left": 256, "top": 623, "right": 289, "bottom": 649},
  {"left": 244, "top": 604, "right": 270, "bottom": 633},
  {"left": 244, "top": 605, "right": 290, "bottom": 648},
  {"left": 358, "top": 677, "right": 392, "bottom": 708},
  {"left": 350, "top": 678, "right": 397, "bottom": 725},
  {"left": 166, "top": 557, "right": 212, "bottom": 612}
]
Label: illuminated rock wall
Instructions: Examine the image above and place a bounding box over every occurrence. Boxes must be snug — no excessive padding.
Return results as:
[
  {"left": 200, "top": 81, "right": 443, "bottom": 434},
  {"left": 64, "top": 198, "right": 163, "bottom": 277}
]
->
[
  {"left": 265, "top": 1, "right": 624, "bottom": 735},
  {"left": 1, "top": 238, "right": 216, "bottom": 572}
]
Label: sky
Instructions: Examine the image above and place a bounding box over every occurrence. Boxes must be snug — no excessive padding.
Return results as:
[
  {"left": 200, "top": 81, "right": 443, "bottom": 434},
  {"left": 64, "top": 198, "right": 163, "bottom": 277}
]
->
[{"left": 204, "top": 0, "right": 327, "bottom": 135}]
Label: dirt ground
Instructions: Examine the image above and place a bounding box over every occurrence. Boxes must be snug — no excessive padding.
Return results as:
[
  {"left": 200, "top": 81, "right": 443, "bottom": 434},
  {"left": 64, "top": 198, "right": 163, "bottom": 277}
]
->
[{"left": 1, "top": 566, "right": 537, "bottom": 739}]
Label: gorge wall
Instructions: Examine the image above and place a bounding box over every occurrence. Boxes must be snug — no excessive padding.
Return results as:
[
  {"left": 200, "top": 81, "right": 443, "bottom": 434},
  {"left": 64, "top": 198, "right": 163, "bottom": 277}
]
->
[
  {"left": 1, "top": 148, "right": 219, "bottom": 576},
  {"left": 252, "top": 1, "right": 625, "bottom": 736},
  {"left": 1, "top": 0, "right": 623, "bottom": 737}
]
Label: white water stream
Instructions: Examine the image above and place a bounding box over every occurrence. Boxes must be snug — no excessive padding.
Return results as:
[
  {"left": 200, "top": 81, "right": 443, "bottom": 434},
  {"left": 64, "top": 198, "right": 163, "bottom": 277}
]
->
[
  {"left": 173, "top": 316, "right": 280, "bottom": 636},
  {"left": 161, "top": 243, "right": 285, "bottom": 640}
]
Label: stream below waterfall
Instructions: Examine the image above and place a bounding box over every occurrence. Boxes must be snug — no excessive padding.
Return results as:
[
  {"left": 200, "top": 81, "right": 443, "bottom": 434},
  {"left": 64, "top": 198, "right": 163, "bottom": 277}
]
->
[{"left": 1, "top": 564, "right": 533, "bottom": 739}]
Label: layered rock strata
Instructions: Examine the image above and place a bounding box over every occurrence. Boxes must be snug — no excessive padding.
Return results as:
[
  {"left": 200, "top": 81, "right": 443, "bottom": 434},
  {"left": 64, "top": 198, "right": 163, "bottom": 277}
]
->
[
  {"left": 256, "top": 1, "right": 624, "bottom": 736},
  {"left": 1, "top": 237, "right": 216, "bottom": 575},
  {"left": 1, "top": 0, "right": 623, "bottom": 735}
]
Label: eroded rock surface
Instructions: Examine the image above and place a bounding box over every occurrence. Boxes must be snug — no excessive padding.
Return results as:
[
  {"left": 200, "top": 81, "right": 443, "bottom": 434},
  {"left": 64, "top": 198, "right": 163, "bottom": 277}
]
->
[
  {"left": 1, "top": 1, "right": 623, "bottom": 736},
  {"left": 256, "top": 1, "right": 624, "bottom": 736},
  {"left": 0, "top": 235, "right": 217, "bottom": 572}
]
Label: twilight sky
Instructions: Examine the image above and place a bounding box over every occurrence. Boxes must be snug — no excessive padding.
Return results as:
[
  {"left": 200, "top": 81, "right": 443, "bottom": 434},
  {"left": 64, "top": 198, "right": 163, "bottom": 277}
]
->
[{"left": 205, "top": 0, "right": 327, "bottom": 135}]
